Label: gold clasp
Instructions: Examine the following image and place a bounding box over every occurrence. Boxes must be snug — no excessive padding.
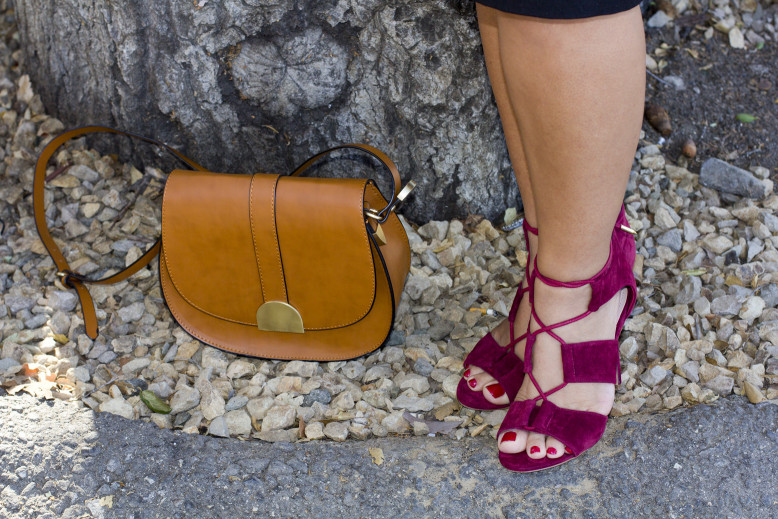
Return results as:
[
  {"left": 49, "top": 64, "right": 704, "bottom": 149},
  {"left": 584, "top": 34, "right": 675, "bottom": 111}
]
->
[
  {"left": 363, "top": 180, "right": 416, "bottom": 224},
  {"left": 620, "top": 225, "right": 638, "bottom": 235},
  {"left": 394, "top": 180, "right": 416, "bottom": 209},
  {"left": 365, "top": 208, "right": 382, "bottom": 220},
  {"left": 256, "top": 301, "right": 304, "bottom": 333}
]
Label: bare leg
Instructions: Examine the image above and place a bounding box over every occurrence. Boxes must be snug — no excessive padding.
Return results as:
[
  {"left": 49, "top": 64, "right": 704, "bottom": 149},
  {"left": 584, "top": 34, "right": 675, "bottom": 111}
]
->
[
  {"left": 461, "top": 3, "right": 539, "bottom": 399},
  {"left": 483, "top": 7, "right": 646, "bottom": 458}
]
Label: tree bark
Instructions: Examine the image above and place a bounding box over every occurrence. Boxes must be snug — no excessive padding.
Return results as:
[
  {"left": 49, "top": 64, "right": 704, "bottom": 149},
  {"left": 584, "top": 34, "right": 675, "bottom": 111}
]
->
[{"left": 16, "top": 0, "right": 520, "bottom": 222}]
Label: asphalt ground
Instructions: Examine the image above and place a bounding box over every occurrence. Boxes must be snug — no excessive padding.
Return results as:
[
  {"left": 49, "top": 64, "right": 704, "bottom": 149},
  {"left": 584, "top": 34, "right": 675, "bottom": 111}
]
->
[{"left": 1, "top": 393, "right": 776, "bottom": 519}]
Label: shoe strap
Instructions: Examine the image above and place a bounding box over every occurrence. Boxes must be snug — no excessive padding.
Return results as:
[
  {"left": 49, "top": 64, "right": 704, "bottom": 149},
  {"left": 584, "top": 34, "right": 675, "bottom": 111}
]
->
[
  {"left": 561, "top": 339, "right": 621, "bottom": 384},
  {"left": 521, "top": 208, "right": 635, "bottom": 396},
  {"left": 499, "top": 399, "right": 608, "bottom": 456},
  {"left": 507, "top": 219, "right": 537, "bottom": 341},
  {"left": 507, "top": 284, "right": 528, "bottom": 341},
  {"left": 523, "top": 219, "right": 538, "bottom": 237},
  {"left": 462, "top": 334, "right": 525, "bottom": 399}
]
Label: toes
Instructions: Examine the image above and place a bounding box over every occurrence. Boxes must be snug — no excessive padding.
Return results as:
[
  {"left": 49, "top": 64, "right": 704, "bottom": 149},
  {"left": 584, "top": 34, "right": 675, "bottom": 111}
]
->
[
  {"left": 498, "top": 429, "right": 528, "bottom": 454},
  {"left": 545, "top": 437, "right": 565, "bottom": 459},
  {"left": 467, "top": 372, "right": 496, "bottom": 392},
  {"left": 462, "top": 367, "right": 507, "bottom": 402},
  {"left": 462, "top": 365, "right": 484, "bottom": 380},
  {"left": 525, "top": 433, "right": 546, "bottom": 459},
  {"left": 482, "top": 382, "right": 510, "bottom": 405}
]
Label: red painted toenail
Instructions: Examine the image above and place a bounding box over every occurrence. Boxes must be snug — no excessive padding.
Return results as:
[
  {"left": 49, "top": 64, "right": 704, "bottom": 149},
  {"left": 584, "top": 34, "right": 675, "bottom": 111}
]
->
[
  {"left": 547, "top": 447, "right": 557, "bottom": 455},
  {"left": 530, "top": 446, "right": 541, "bottom": 454},
  {"left": 501, "top": 432, "right": 517, "bottom": 443},
  {"left": 485, "top": 384, "right": 505, "bottom": 399},
  {"left": 565, "top": 447, "right": 573, "bottom": 454},
  {"left": 468, "top": 379, "right": 477, "bottom": 388},
  {"left": 463, "top": 369, "right": 471, "bottom": 378}
]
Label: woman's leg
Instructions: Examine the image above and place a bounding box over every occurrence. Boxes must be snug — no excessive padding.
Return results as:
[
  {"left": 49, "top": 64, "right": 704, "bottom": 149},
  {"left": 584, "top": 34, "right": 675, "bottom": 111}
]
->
[
  {"left": 461, "top": 4, "right": 539, "bottom": 399},
  {"left": 485, "top": 6, "right": 646, "bottom": 458}
]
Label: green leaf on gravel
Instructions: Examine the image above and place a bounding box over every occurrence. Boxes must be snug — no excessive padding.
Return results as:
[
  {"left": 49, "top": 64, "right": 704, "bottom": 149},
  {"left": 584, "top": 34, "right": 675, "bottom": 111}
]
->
[
  {"left": 755, "top": 41, "right": 765, "bottom": 50},
  {"left": 140, "top": 390, "right": 171, "bottom": 414},
  {"left": 736, "top": 113, "right": 756, "bottom": 123},
  {"left": 681, "top": 268, "right": 707, "bottom": 276}
]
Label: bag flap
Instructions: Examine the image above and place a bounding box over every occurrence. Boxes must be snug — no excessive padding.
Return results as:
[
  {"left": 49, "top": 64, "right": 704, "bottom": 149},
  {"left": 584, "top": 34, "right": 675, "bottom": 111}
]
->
[{"left": 161, "top": 170, "right": 377, "bottom": 330}]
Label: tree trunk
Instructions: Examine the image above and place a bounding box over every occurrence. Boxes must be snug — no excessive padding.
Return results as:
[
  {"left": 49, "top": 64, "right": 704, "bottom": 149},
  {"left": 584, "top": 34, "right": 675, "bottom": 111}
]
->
[{"left": 16, "top": 0, "right": 520, "bottom": 222}]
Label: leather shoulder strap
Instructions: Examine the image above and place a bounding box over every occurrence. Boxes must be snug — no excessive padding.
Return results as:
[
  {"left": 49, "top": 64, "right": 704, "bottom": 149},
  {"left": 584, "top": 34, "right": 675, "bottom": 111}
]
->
[
  {"left": 289, "top": 144, "right": 402, "bottom": 216},
  {"left": 33, "top": 126, "right": 206, "bottom": 339}
]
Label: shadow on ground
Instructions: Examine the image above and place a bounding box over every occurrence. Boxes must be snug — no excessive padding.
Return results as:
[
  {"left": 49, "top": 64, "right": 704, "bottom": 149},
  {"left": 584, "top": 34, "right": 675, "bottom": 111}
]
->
[{"left": 1, "top": 394, "right": 776, "bottom": 518}]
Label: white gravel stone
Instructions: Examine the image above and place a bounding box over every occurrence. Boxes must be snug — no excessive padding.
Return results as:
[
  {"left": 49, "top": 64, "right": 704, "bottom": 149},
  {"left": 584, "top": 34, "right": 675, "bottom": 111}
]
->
[
  {"left": 122, "top": 357, "right": 151, "bottom": 375},
  {"left": 225, "top": 395, "right": 249, "bottom": 411},
  {"left": 246, "top": 396, "right": 275, "bottom": 420},
  {"left": 226, "top": 360, "right": 256, "bottom": 379},
  {"left": 654, "top": 206, "right": 681, "bottom": 230},
  {"left": 702, "top": 235, "right": 734, "bottom": 254},
  {"left": 208, "top": 416, "right": 229, "bottom": 438},
  {"left": 739, "top": 296, "right": 765, "bottom": 323},
  {"left": 169, "top": 387, "right": 201, "bottom": 415},
  {"left": 48, "top": 291, "right": 78, "bottom": 312},
  {"left": 647, "top": 10, "right": 671, "bottom": 28},
  {"left": 331, "top": 390, "right": 356, "bottom": 411},
  {"left": 261, "top": 405, "right": 297, "bottom": 431},
  {"left": 392, "top": 391, "right": 434, "bottom": 412},
  {"left": 342, "top": 361, "right": 367, "bottom": 380},
  {"left": 99, "top": 398, "right": 135, "bottom": 420},
  {"left": 117, "top": 302, "right": 145, "bottom": 323},
  {"left": 710, "top": 295, "right": 740, "bottom": 316},
  {"left": 201, "top": 347, "right": 229, "bottom": 373},
  {"left": 282, "top": 360, "right": 318, "bottom": 377},
  {"left": 640, "top": 366, "right": 669, "bottom": 387},
  {"left": 225, "top": 410, "right": 252, "bottom": 436},
  {"left": 305, "top": 421, "right": 325, "bottom": 440},
  {"left": 382, "top": 411, "right": 410, "bottom": 434},
  {"left": 323, "top": 421, "right": 349, "bottom": 441},
  {"left": 395, "top": 373, "right": 430, "bottom": 394},
  {"left": 705, "top": 375, "right": 734, "bottom": 395},
  {"left": 195, "top": 378, "right": 226, "bottom": 420}
]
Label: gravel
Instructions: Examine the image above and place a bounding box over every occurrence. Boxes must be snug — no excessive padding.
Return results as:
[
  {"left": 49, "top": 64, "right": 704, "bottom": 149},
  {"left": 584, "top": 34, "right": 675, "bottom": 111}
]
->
[{"left": 1, "top": 1, "right": 777, "bottom": 446}]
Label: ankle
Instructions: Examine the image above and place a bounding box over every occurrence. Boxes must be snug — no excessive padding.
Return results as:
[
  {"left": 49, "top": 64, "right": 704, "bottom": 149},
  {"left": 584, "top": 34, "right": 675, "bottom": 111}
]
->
[
  {"left": 535, "top": 246, "right": 609, "bottom": 282},
  {"left": 531, "top": 281, "right": 591, "bottom": 325}
]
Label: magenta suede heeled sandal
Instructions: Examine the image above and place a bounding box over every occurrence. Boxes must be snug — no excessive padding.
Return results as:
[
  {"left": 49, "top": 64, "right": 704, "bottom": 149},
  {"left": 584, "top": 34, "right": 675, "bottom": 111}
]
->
[
  {"left": 456, "top": 219, "right": 538, "bottom": 411},
  {"left": 497, "top": 207, "right": 637, "bottom": 472}
]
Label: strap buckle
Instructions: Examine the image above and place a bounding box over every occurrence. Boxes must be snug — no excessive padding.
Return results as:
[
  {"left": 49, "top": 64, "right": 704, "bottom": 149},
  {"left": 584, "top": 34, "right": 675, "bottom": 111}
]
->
[
  {"left": 365, "top": 208, "right": 383, "bottom": 221},
  {"left": 56, "top": 270, "right": 74, "bottom": 287},
  {"left": 369, "top": 180, "right": 416, "bottom": 223},
  {"left": 57, "top": 269, "right": 85, "bottom": 287}
]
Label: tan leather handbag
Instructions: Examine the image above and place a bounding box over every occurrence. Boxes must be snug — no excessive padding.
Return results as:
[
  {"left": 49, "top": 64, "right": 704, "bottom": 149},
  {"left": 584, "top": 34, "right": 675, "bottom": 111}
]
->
[{"left": 33, "top": 126, "right": 414, "bottom": 361}]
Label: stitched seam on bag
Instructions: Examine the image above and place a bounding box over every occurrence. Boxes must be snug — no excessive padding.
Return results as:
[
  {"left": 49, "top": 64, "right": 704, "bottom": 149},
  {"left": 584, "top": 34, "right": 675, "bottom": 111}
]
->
[
  {"left": 375, "top": 183, "right": 411, "bottom": 279},
  {"left": 161, "top": 182, "right": 376, "bottom": 331},
  {"left": 302, "top": 180, "right": 375, "bottom": 330},
  {"left": 161, "top": 257, "right": 391, "bottom": 360},
  {"left": 250, "top": 174, "right": 267, "bottom": 303},
  {"left": 270, "top": 175, "right": 287, "bottom": 301},
  {"left": 161, "top": 175, "right": 255, "bottom": 326},
  {"left": 162, "top": 177, "right": 395, "bottom": 333}
]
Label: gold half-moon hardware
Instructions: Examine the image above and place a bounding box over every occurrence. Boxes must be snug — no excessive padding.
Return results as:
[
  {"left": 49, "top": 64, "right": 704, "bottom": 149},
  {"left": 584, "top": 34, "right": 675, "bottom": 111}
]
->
[{"left": 256, "top": 301, "right": 304, "bottom": 333}]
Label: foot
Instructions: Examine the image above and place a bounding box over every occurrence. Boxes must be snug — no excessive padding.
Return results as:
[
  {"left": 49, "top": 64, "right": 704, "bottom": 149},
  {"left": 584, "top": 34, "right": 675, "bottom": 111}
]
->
[
  {"left": 460, "top": 226, "right": 537, "bottom": 405},
  {"left": 496, "top": 276, "right": 627, "bottom": 459}
]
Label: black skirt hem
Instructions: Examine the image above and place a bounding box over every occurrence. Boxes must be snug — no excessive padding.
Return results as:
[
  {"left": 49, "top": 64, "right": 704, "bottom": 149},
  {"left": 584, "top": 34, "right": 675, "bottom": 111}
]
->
[{"left": 475, "top": 0, "right": 643, "bottom": 20}]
